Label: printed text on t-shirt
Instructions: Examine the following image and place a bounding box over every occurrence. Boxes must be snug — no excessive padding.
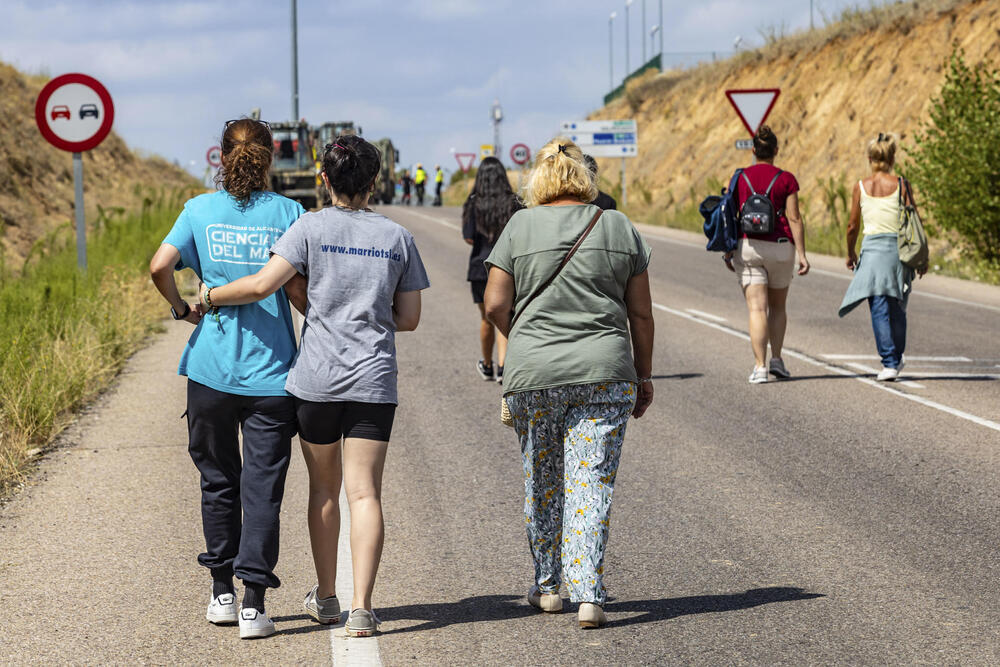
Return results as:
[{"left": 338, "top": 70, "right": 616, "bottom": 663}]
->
[
  {"left": 320, "top": 244, "right": 402, "bottom": 262},
  {"left": 206, "top": 223, "right": 284, "bottom": 265}
]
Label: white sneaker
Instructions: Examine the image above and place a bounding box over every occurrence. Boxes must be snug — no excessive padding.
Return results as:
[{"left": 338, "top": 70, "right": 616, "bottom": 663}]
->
[
  {"left": 876, "top": 366, "right": 899, "bottom": 381},
  {"left": 748, "top": 366, "right": 768, "bottom": 384},
  {"left": 239, "top": 607, "right": 276, "bottom": 639},
  {"left": 206, "top": 592, "right": 237, "bottom": 624},
  {"left": 769, "top": 358, "right": 791, "bottom": 379}
]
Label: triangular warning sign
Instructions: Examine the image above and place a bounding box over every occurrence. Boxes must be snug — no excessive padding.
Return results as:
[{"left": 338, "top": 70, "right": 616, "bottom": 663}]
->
[
  {"left": 455, "top": 153, "right": 476, "bottom": 173},
  {"left": 725, "top": 89, "right": 780, "bottom": 137}
]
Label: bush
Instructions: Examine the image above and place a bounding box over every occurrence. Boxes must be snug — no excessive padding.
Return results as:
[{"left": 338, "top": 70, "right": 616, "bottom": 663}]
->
[{"left": 905, "top": 47, "right": 1000, "bottom": 266}]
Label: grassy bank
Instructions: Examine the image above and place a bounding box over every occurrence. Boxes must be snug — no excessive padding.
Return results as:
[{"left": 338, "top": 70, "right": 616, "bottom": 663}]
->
[{"left": 0, "top": 186, "right": 200, "bottom": 496}]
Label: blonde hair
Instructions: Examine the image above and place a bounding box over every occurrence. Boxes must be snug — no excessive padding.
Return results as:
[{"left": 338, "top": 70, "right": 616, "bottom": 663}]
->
[
  {"left": 867, "top": 132, "right": 897, "bottom": 172},
  {"left": 521, "top": 138, "right": 598, "bottom": 207}
]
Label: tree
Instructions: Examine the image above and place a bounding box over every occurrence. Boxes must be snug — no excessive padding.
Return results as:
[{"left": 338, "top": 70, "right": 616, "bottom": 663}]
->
[{"left": 906, "top": 47, "right": 1000, "bottom": 265}]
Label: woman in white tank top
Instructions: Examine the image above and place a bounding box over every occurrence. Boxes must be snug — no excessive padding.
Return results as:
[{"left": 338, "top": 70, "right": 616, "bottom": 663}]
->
[{"left": 840, "top": 133, "right": 925, "bottom": 381}]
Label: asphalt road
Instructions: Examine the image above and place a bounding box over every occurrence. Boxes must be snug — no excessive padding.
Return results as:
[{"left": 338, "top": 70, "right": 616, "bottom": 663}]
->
[{"left": 2, "top": 204, "right": 999, "bottom": 665}]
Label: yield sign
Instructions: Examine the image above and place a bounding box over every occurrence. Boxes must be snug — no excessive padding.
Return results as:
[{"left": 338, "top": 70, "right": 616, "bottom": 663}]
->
[
  {"left": 454, "top": 152, "right": 476, "bottom": 173},
  {"left": 725, "top": 88, "right": 780, "bottom": 138}
]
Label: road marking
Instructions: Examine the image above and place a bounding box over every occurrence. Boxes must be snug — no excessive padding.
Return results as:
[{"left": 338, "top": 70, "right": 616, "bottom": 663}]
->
[
  {"left": 402, "top": 209, "right": 460, "bottom": 231},
  {"left": 332, "top": 489, "right": 382, "bottom": 667},
  {"left": 685, "top": 308, "right": 727, "bottom": 322},
  {"left": 822, "top": 354, "right": 973, "bottom": 363},
  {"left": 653, "top": 302, "right": 1000, "bottom": 433},
  {"left": 844, "top": 362, "right": 926, "bottom": 389},
  {"left": 637, "top": 230, "right": 1000, "bottom": 314}
]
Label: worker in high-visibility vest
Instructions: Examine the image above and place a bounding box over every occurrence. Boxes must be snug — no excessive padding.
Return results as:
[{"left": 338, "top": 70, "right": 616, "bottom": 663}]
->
[
  {"left": 414, "top": 163, "right": 427, "bottom": 205},
  {"left": 433, "top": 165, "right": 444, "bottom": 206}
]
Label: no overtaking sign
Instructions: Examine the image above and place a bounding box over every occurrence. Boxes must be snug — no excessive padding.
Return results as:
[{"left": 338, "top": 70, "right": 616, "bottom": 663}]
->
[{"left": 35, "top": 73, "right": 116, "bottom": 269}]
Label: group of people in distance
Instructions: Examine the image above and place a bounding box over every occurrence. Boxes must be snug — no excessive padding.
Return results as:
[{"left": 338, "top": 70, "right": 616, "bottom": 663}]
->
[
  {"left": 398, "top": 163, "right": 445, "bottom": 206},
  {"left": 150, "top": 117, "right": 918, "bottom": 640},
  {"left": 719, "top": 125, "right": 920, "bottom": 384}
]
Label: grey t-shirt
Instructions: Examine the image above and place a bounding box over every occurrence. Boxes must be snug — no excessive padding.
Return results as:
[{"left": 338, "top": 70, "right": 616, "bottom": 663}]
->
[
  {"left": 270, "top": 207, "right": 430, "bottom": 404},
  {"left": 485, "top": 204, "right": 651, "bottom": 395}
]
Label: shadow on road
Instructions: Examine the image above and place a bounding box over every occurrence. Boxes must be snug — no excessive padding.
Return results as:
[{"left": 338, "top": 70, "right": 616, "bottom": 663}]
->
[
  {"left": 604, "top": 586, "right": 824, "bottom": 627},
  {"left": 273, "top": 613, "right": 332, "bottom": 635},
  {"left": 365, "top": 587, "right": 822, "bottom": 635},
  {"left": 652, "top": 373, "right": 703, "bottom": 380}
]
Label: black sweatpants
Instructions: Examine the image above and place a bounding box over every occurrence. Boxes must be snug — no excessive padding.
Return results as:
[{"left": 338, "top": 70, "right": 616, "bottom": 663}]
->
[{"left": 186, "top": 380, "right": 296, "bottom": 589}]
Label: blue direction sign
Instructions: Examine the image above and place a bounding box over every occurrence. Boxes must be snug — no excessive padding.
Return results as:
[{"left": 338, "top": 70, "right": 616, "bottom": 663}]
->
[{"left": 560, "top": 120, "right": 637, "bottom": 157}]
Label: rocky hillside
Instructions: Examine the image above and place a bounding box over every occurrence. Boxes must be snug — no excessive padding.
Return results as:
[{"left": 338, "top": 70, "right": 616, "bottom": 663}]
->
[
  {"left": 590, "top": 0, "right": 999, "bottom": 255},
  {"left": 0, "top": 61, "right": 197, "bottom": 267}
]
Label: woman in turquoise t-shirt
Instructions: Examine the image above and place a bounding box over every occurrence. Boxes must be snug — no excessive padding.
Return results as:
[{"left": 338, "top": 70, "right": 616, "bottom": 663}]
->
[
  {"left": 484, "top": 138, "right": 655, "bottom": 629},
  {"left": 150, "top": 118, "right": 306, "bottom": 640}
]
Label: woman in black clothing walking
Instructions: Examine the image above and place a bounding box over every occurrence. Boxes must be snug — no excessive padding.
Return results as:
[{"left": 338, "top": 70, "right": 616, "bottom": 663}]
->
[{"left": 462, "top": 156, "right": 523, "bottom": 383}]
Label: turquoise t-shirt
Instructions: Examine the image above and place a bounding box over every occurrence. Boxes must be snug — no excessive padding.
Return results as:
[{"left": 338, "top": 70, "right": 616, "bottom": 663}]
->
[
  {"left": 485, "top": 204, "right": 651, "bottom": 395},
  {"left": 162, "top": 190, "right": 305, "bottom": 396}
]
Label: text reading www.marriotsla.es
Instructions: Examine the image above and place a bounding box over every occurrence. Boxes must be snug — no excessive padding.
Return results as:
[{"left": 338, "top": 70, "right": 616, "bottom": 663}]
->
[{"left": 320, "top": 245, "right": 402, "bottom": 262}]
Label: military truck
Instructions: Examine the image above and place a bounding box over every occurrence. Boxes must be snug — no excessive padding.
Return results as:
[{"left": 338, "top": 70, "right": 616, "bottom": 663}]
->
[
  {"left": 312, "top": 121, "right": 360, "bottom": 207},
  {"left": 269, "top": 119, "right": 317, "bottom": 210},
  {"left": 368, "top": 138, "right": 398, "bottom": 205}
]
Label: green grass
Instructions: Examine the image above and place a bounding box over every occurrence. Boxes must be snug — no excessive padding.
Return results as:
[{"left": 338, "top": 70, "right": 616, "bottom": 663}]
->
[{"left": 0, "top": 186, "right": 200, "bottom": 496}]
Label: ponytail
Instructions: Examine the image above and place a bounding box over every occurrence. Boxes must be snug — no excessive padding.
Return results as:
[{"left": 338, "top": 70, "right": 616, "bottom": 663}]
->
[{"left": 216, "top": 119, "right": 273, "bottom": 208}]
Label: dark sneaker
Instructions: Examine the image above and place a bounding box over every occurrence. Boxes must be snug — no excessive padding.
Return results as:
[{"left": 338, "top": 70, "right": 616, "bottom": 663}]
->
[
  {"left": 304, "top": 585, "right": 342, "bottom": 624},
  {"left": 346, "top": 608, "right": 380, "bottom": 637},
  {"left": 238, "top": 607, "right": 275, "bottom": 639},
  {"left": 477, "top": 359, "right": 494, "bottom": 381},
  {"left": 769, "top": 358, "right": 791, "bottom": 379},
  {"left": 496, "top": 365, "right": 504, "bottom": 385}
]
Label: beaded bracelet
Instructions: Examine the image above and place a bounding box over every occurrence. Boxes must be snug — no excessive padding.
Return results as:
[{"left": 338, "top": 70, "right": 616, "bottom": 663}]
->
[
  {"left": 204, "top": 287, "right": 214, "bottom": 308},
  {"left": 638, "top": 377, "right": 653, "bottom": 384}
]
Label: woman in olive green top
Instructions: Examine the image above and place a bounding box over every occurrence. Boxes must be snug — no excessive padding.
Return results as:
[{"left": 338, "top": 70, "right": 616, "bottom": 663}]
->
[{"left": 484, "top": 138, "right": 654, "bottom": 629}]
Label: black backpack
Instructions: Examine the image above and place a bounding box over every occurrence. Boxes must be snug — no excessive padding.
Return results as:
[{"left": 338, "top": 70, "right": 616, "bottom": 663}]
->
[{"left": 739, "top": 170, "right": 783, "bottom": 235}]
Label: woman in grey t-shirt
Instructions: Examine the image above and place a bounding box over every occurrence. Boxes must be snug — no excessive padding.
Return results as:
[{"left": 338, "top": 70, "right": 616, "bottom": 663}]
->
[
  {"left": 484, "top": 138, "right": 654, "bottom": 628},
  {"left": 199, "top": 136, "right": 430, "bottom": 637}
]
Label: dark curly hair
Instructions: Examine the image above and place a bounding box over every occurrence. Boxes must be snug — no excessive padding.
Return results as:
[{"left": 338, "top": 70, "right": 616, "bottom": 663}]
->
[
  {"left": 462, "top": 156, "right": 523, "bottom": 244},
  {"left": 322, "top": 135, "right": 381, "bottom": 201},
  {"left": 215, "top": 118, "right": 273, "bottom": 207}
]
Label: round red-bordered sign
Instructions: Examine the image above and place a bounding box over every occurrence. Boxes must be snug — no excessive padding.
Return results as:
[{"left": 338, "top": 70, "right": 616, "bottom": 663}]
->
[
  {"left": 207, "top": 146, "right": 222, "bottom": 168},
  {"left": 510, "top": 143, "right": 531, "bottom": 165},
  {"left": 35, "top": 73, "right": 115, "bottom": 153}
]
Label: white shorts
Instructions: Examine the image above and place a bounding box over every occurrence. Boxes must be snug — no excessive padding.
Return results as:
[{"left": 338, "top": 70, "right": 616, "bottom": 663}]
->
[{"left": 732, "top": 238, "right": 795, "bottom": 289}]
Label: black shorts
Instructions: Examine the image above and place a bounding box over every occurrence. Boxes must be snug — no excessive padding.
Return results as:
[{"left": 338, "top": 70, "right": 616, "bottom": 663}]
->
[
  {"left": 294, "top": 399, "right": 396, "bottom": 444},
  {"left": 470, "top": 280, "right": 486, "bottom": 304}
]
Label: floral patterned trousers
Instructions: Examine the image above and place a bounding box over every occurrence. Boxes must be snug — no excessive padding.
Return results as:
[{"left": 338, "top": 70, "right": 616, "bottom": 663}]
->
[{"left": 505, "top": 381, "right": 636, "bottom": 605}]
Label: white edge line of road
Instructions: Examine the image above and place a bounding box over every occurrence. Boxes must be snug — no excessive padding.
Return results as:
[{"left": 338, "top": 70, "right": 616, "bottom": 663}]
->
[
  {"left": 652, "top": 301, "right": 1000, "bottom": 434},
  {"left": 637, "top": 228, "right": 1000, "bottom": 314},
  {"left": 843, "top": 362, "right": 926, "bottom": 389},
  {"left": 403, "top": 208, "right": 461, "bottom": 231},
  {"left": 822, "top": 354, "right": 975, "bottom": 362},
  {"left": 332, "top": 489, "right": 383, "bottom": 667}
]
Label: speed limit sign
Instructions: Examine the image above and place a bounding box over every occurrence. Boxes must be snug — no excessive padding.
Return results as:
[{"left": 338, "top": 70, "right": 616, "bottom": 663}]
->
[
  {"left": 207, "top": 146, "right": 222, "bottom": 168},
  {"left": 510, "top": 143, "right": 531, "bottom": 165}
]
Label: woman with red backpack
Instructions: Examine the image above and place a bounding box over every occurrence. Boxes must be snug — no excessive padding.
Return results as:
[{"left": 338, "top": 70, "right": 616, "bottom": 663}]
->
[{"left": 723, "top": 125, "right": 810, "bottom": 384}]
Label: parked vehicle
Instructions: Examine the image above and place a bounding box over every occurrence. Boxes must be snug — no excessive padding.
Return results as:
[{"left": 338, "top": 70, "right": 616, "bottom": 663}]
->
[{"left": 269, "top": 119, "right": 318, "bottom": 210}]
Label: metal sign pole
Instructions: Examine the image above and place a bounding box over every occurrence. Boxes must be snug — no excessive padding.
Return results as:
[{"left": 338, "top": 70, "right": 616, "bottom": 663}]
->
[
  {"left": 290, "top": 0, "right": 299, "bottom": 121},
  {"left": 621, "top": 157, "right": 627, "bottom": 208},
  {"left": 73, "top": 151, "right": 86, "bottom": 270}
]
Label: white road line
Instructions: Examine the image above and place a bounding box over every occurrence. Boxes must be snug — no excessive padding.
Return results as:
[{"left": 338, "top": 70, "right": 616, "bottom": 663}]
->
[
  {"left": 653, "top": 302, "right": 1000, "bottom": 433},
  {"left": 822, "top": 354, "right": 974, "bottom": 363},
  {"left": 843, "top": 362, "right": 926, "bottom": 389},
  {"left": 402, "top": 209, "right": 461, "bottom": 231},
  {"left": 639, "top": 231, "right": 1000, "bottom": 314},
  {"left": 332, "top": 489, "right": 382, "bottom": 667},
  {"left": 685, "top": 308, "right": 727, "bottom": 322}
]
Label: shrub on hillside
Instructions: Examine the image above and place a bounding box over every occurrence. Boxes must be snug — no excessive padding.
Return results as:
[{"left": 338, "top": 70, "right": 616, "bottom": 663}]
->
[{"left": 905, "top": 47, "right": 1000, "bottom": 266}]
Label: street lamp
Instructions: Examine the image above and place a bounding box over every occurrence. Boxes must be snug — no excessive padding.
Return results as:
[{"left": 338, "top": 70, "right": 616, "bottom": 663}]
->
[
  {"left": 608, "top": 12, "right": 617, "bottom": 89},
  {"left": 650, "top": 24, "right": 660, "bottom": 68},
  {"left": 625, "top": 0, "right": 633, "bottom": 77},
  {"left": 641, "top": 0, "right": 646, "bottom": 63}
]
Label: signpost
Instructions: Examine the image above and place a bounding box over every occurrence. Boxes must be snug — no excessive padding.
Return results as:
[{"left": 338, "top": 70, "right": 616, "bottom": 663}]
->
[
  {"left": 34, "top": 73, "right": 115, "bottom": 270},
  {"left": 206, "top": 145, "right": 222, "bottom": 168},
  {"left": 560, "top": 119, "right": 637, "bottom": 206},
  {"left": 454, "top": 153, "right": 476, "bottom": 173},
  {"left": 725, "top": 88, "right": 780, "bottom": 138},
  {"left": 510, "top": 143, "right": 531, "bottom": 166}
]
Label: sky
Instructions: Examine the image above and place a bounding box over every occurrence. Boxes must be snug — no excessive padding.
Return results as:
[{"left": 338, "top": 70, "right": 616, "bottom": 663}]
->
[{"left": 2, "top": 0, "right": 874, "bottom": 181}]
